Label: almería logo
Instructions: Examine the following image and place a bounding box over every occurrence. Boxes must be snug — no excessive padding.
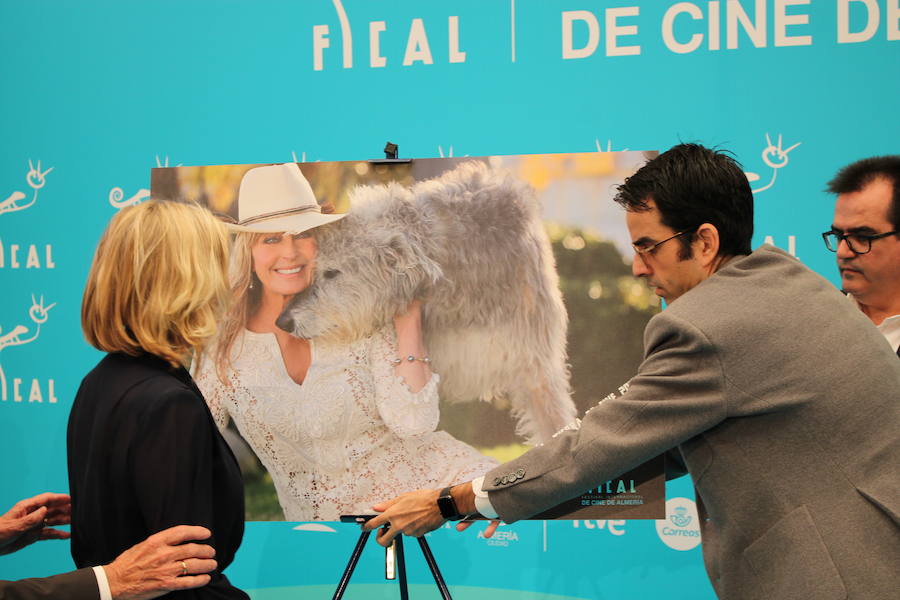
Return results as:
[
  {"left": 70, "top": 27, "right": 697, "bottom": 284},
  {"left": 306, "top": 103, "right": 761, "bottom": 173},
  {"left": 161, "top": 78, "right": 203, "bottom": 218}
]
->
[{"left": 477, "top": 528, "right": 519, "bottom": 547}]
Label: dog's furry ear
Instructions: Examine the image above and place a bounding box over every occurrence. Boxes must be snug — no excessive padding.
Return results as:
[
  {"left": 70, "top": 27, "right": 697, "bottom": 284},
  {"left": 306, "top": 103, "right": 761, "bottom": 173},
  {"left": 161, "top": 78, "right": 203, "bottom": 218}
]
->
[{"left": 380, "top": 233, "right": 443, "bottom": 289}]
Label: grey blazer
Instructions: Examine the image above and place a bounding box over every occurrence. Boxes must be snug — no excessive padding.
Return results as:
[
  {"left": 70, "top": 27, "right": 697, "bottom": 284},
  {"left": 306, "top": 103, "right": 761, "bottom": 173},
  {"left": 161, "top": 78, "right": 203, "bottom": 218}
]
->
[
  {"left": 484, "top": 245, "right": 900, "bottom": 600},
  {"left": 0, "top": 568, "right": 97, "bottom": 600}
]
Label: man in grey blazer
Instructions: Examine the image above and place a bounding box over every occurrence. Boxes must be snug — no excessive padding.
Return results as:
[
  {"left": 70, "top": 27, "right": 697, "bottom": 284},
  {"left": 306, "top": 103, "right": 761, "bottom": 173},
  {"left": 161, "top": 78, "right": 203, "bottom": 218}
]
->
[
  {"left": 368, "top": 144, "right": 900, "bottom": 600},
  {"left": 0, "top": 492, "right": 217, "bottom": 600}
]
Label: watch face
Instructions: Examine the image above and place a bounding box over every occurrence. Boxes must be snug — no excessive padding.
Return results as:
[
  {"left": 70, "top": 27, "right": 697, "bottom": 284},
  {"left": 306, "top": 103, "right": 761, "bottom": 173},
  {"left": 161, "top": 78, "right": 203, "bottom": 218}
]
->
[{"left": 438, "top": 492, "right": 461, "bottom": 520}]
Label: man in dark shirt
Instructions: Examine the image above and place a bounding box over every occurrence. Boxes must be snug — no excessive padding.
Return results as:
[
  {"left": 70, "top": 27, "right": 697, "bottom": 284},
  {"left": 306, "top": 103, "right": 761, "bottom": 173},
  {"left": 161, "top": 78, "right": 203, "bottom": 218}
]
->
[{"left": 824, "top": 155, "right": 900, "bottom": 355}]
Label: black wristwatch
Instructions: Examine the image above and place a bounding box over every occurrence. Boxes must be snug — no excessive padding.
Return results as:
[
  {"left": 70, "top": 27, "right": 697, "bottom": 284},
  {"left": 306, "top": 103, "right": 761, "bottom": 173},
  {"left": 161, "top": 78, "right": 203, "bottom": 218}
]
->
[{"left": 437, "top": 486, "right": 465, "bottom": 521}]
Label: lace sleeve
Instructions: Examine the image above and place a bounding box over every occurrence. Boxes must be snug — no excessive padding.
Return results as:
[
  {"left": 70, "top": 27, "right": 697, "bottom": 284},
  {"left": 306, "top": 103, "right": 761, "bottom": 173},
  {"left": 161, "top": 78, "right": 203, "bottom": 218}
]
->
[
  {"left": 191, "top": 353, "right": 232, "bottom": 432},
  {"left": 368, "top": 326, "right": 441, "bottom": 439}
]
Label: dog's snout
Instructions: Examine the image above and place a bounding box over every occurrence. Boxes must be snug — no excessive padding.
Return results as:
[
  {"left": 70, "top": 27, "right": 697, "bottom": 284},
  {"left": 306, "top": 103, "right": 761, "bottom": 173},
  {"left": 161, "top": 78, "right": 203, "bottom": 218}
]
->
[{"left": 275, "top": 312, "right": 295, "bottom": 333}]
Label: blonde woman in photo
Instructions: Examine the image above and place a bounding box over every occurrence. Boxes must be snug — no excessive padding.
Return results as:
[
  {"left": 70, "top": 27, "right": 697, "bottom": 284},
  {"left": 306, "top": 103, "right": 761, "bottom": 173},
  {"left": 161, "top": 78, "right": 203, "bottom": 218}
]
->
[{"left": 193, "top": 163, "right": 497, "bottom": 521}]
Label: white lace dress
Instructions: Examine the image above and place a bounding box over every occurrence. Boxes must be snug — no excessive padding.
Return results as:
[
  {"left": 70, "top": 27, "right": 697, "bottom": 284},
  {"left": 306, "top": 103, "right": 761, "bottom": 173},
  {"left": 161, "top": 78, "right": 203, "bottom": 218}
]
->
[{"left": 193, "top": 326, "right": 498, "bottom": 521}]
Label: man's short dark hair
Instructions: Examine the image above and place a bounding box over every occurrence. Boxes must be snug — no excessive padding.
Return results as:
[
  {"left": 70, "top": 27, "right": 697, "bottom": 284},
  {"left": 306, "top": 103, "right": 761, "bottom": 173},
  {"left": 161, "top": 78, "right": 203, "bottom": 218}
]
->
[
  {"left": 614, "top": 143, "right": 754, "bottom": 258},
  {"left": 826, "top": 155, "right": 900, "bottom": 230}
]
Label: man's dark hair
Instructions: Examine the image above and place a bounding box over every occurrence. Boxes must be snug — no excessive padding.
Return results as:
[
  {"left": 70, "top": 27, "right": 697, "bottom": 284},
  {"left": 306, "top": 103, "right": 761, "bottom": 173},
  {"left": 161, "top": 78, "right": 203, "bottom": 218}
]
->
[
  {"left": 826, "top": 155, "right": 900, "bottom": 230},
  {"left": 614, "top": 143, "right": 754, "bottom": 258}
]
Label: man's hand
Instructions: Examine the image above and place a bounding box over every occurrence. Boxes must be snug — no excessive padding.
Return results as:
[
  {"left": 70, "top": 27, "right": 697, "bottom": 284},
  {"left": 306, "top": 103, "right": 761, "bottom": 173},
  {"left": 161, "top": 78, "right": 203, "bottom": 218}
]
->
[
  {"left": 104, "top": 525, "right": 217, "bottom": 600},
  {"left": 366, "top": 489, "right": 446, "bottom": 546},
  {"left": 0, "top": 492, "right": 71, "bottom": 556},
  {"left": 365, "top": 482, "right": 494, "bottom": 547}
]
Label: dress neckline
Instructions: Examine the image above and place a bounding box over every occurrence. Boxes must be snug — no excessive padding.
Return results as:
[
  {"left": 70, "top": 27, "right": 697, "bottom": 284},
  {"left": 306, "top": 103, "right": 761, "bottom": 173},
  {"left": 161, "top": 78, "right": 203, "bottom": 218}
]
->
[{"left": 243, "top": 329, "right": 315, "bottom": 387}]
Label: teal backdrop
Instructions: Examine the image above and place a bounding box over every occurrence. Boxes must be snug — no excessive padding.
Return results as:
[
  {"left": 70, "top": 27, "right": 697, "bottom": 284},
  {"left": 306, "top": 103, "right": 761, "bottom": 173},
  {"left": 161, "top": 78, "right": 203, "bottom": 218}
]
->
[{"left": 1, "top": 1, "right": 897, "bottom": 598}]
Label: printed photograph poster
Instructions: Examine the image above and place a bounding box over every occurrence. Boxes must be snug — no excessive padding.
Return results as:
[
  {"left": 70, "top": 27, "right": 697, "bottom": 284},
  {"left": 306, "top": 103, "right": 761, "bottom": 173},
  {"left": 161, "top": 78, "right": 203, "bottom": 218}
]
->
[{"left": 150, "top": 152, "right": 665, "bottom": 521}]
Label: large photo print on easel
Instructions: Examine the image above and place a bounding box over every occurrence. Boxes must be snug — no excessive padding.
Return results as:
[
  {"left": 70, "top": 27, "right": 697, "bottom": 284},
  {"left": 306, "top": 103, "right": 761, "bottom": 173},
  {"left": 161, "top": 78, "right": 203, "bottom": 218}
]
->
[{"left": 151, "top": 152, "right": 664, "bottom": 521}]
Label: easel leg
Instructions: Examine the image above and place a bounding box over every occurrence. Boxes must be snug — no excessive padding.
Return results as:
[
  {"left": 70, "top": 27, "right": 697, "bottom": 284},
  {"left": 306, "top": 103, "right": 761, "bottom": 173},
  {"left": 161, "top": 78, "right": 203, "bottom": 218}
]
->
[
  {"left": 418, "top": 537, "right": 452, "bottom": 600},
  {"left": 332, "top": 529, "right": 372, "bottom": 600},
  {"left": 395, "top": 535, "right": 409, "bottom": 600},
  {"left": 332, "top": 527, "right": 453, "bottom": 599}
]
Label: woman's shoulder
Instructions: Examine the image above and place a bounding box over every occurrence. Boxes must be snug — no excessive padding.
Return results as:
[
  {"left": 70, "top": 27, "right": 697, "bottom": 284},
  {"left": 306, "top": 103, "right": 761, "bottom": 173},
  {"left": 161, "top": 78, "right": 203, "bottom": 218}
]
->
[
  {"left": 82, "top": 352, "right": 185, "bottom": 390},
  {"left": 123, "top": 374, "right": 211, "bottom": 430},
  {"left": 77, "top": 352, "right": 206, "bottom": 422},
  {"left": 362, "top": 324, "right": 399, "bottom": 359}
]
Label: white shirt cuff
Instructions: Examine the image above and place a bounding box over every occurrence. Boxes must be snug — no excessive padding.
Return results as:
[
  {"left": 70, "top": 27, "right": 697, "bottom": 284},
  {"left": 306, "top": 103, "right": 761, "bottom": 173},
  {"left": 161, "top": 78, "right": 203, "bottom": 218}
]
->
[
  {"left": 93, "top": 566, "right": 113, "bottom": 600},
  {"left": 471, "top": 475, "right": 499, "bottom": 519}
]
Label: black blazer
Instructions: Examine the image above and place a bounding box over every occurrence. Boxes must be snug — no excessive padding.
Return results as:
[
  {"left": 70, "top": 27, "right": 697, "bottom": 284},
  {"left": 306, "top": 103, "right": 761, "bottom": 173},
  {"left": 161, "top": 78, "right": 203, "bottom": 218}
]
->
[
  {"left": 0, "top": 568, "right": 97, "bottom": 600},
  {"left": 67, "top": 353, "right": 248, "bottom": 600}
]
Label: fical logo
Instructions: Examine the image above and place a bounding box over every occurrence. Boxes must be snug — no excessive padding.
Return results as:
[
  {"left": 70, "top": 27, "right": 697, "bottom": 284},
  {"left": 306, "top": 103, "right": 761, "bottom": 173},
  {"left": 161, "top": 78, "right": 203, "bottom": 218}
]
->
[
  {"left": 655, "top": 497, "right": 702, "bottom": 551},
  {"left": 745, "top": 132, "right": 801, "bottom": 194},
  {"left": 1, "top": 160, "right": 57, "bottom": 270},
  {"left": 312, "top": 0, "right": 470, "bottom": 71},
  {"left": 745, "top": 133, "right": 803, "bottom": 258},
  {"left": 2, "top": 160, "right": 53, "bottom": 217},
  {"left": 0, "top": 295, "right": 58, "bottom": 403},
  {"left": 109, "top": 156, "right": 179, "bottom": 210}
]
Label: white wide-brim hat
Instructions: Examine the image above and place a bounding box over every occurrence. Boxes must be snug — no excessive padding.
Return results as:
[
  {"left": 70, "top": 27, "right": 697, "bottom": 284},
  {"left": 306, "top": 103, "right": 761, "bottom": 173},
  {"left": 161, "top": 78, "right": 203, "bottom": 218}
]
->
[{"left": 228, "top": 163, "right": 346, "bottom": 233}]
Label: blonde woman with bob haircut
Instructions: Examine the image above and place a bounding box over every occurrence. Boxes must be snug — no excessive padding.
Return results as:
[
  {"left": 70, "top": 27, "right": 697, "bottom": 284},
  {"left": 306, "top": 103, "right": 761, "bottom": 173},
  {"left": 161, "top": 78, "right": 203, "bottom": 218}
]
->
[
  {"left": 194, "top": 163, "right": 497, "bottom": 521},
  {"left": 68, "top": 200, "right": 250, "bottom": 600}
]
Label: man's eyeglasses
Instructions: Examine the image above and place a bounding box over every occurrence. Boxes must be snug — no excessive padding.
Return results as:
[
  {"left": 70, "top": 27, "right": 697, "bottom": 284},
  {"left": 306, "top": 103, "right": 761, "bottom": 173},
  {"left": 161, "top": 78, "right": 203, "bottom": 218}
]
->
[
  {"left": 632, "top": 230, "right": 693, "bottom": 258},
  {"left": 821, "top": 229, "right": 899, "bottom": 255}
]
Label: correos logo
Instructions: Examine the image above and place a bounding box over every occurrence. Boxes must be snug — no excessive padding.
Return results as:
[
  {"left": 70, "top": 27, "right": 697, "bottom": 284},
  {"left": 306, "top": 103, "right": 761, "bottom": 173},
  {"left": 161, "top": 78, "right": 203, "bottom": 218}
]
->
[{"left": 655, "top": 497, "right": 702, "bottom": 551}]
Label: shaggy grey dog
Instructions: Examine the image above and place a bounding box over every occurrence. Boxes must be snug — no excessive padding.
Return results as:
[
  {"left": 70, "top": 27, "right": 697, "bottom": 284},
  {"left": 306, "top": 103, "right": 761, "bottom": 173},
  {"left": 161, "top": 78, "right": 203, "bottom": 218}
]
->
[{"left": 277, "top": 161, "right": 575, "bottom": 444}]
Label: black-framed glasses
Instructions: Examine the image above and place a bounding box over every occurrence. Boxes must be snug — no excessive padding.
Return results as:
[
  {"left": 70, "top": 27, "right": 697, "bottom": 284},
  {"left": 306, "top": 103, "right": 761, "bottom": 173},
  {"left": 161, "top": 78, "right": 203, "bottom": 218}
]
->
[
  {"left": 632, "top": 229, "right": 693, "bottom": 258},
  {"left": 821, "top": 229, "right": 899, "bottom": 255}
]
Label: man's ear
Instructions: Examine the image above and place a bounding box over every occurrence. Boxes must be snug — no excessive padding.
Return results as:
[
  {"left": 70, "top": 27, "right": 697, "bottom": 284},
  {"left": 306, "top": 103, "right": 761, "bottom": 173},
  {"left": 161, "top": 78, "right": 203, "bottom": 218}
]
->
[{"left": 694, "top": 223, "right": 721, "bottom": 267}]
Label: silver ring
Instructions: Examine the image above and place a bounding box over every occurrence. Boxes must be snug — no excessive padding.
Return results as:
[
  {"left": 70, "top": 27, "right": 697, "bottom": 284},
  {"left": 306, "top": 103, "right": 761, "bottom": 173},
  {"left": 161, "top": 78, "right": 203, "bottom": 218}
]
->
[{"left": 180, "top": 560, "right": 188, "bottom": 576}]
